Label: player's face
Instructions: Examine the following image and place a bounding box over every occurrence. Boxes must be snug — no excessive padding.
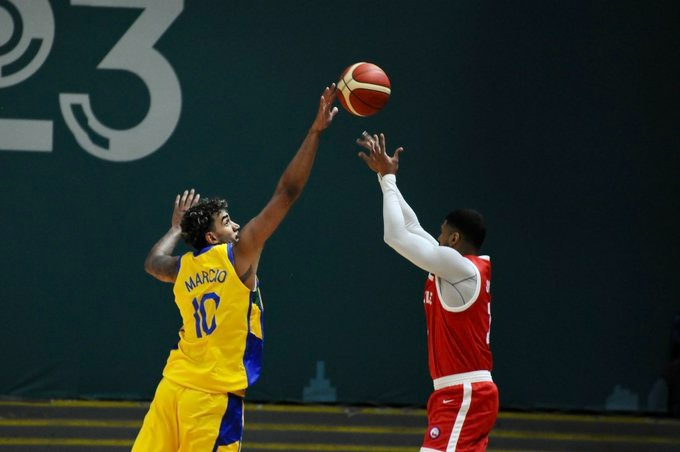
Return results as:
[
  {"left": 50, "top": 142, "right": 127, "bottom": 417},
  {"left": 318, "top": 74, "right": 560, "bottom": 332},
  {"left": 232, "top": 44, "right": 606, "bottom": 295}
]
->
[
  {"left": 211, "top": 210, "right": 240, "bottom": 244},
  {"left": 437, "top": 221, "right": 456, "bottom": 247}
]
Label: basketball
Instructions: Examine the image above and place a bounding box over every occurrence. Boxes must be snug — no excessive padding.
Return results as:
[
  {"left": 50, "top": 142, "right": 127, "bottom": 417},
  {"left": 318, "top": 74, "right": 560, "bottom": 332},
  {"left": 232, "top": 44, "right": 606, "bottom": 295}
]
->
[{"left": 337, "top": 62, "right": 391, "bottom": 117}]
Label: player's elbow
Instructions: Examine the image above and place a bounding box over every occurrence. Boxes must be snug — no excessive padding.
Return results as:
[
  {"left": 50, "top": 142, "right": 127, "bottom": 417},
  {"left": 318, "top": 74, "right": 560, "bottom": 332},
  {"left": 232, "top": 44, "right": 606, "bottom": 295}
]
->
[
  {"left": 144, "top": 256, "right": 166, "bottom": 281},
  {"left": 276, "top": 184, "right": 302, "bottom": 204},
  {"left": 383, "top": 233, "right": 399, "bottom": 249},
  {"left": 144, "top": 259, "right": 159, "bottom": 279},
  {"left": 384, "top": 232, "right": 411, "bottom": 254}
]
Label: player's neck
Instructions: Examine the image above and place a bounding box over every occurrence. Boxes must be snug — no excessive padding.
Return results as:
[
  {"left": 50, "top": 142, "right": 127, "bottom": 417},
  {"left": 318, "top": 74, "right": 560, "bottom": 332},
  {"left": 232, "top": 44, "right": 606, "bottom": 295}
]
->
[{"left": 453, "top": 243, "right": 478, "bottom": 256}]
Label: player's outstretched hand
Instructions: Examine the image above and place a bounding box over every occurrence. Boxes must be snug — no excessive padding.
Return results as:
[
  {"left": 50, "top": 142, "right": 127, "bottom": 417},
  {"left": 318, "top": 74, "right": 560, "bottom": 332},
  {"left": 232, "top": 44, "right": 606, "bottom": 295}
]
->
[
  {"left": 311, "top": 84, "right": 339, "bottom": 133},
  {"left": 357, "top": 132, "right": 403, "bottom": 176},
  {"left": 172, "top": 188, "right": 200, "bottom": 229}
]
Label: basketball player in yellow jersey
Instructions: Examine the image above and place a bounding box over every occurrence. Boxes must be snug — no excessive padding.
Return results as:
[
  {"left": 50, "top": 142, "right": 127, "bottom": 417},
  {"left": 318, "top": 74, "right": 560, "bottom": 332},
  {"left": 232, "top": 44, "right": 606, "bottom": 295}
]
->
[{"left": 132, "top": 85, "right": 338, "bottom": 452}]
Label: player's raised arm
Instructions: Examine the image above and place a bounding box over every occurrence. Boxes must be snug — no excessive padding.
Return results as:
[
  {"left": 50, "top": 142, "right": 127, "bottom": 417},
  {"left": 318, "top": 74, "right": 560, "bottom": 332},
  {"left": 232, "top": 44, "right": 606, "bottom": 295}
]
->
[
  {"left": 232, "top": 86, "right": 338, "bottom": 289},
  {"left": 144, "top": 189, "right": 200, "bottom": 283},
  {"left": 357, "top": 132, "right": 437, "bottom": 245},
  {"left": 357, "top": 133, "right": 475, "bottom": 284}
]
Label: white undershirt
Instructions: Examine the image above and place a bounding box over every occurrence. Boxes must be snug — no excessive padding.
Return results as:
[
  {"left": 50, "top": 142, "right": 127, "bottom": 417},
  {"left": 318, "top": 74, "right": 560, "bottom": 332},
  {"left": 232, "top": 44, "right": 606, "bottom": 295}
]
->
[{"left": 379, "top": 174, "right": 478, "bottom": 309}]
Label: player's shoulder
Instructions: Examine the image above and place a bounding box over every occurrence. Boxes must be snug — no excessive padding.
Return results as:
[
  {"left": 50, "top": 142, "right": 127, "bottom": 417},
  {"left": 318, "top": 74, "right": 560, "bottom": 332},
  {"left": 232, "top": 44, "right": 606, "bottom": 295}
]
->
[
  {"left": 466, "top": 255, "right": 491, "bottom": 276},
  {"left": 466, "top": 254, "right": 491, "bottom": 263}
]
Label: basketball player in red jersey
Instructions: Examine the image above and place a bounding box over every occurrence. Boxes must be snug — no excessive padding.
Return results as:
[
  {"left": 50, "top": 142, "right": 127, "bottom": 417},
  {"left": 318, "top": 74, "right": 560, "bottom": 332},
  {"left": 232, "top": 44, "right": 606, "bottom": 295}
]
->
[{"left": 357, "top": 132, "right": 499, "bottom": 452}]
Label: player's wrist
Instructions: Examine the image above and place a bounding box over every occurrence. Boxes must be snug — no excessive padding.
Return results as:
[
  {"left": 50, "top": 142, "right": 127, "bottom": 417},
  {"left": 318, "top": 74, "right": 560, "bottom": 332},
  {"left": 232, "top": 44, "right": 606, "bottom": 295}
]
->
[{"left": 377, "top": 173, "right": 396, "bottom": 183}]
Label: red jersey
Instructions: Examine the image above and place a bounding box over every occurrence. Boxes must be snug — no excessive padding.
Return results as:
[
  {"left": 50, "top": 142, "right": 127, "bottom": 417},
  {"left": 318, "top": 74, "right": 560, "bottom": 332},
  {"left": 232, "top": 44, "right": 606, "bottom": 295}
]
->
[{"left": 423, "top": 255, "right": 492, "bottom": 380}]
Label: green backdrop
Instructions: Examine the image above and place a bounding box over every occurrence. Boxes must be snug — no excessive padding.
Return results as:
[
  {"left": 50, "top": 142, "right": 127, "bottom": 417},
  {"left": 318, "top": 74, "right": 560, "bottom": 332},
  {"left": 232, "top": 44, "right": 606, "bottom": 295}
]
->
[{"left": 1, "top": 0, "right": 678, "bottom": 413}]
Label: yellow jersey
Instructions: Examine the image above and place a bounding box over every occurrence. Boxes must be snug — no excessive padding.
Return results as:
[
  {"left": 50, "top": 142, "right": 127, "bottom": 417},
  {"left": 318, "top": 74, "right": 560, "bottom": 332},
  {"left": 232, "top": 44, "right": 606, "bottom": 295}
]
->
[{"left": 162, "top": 243, "right": 264, "bottom": 394}]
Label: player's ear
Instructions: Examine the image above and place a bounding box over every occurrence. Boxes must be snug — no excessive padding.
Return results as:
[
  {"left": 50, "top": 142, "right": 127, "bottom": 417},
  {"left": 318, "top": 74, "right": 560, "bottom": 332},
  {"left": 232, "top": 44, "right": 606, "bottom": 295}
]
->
[
  {"left": 448, "top": 232, "right": 460, "bottom": 247},
  {"left": 205, "top": 231, "right": 218, "bottom": 245}
]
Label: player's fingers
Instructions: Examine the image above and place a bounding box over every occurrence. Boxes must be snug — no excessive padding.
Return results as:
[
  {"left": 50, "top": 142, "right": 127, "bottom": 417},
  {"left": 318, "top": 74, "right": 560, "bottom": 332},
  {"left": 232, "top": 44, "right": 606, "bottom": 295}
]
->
[
  {"left": 186, "top": 188, "right": 201, "bottom": 209},
  {"left": 322, "top": 84, "right": 337, "bottom": 102},
  {"left": 358, "top": 151, "right": 370, "bottom": 162},
  {"left": 357, "top": 132, "right": 372, "bottom": 147},
  {"left": 370, "top": 141, "right": 381, "bottom": 156},
  {"left": 373, "top": 134, "right": 382, "bottom": 154},
  {"left": 379, "top": 133, "right": 386, "bottom": 153},
  {"left": 394, "top": 147, "right": 405, "bottom": 160},
  {"left": 320, "top": 89, "right": 332, "bottom": 108},
  {"left": 175, "top": 194, "right": 181, "bottom": 207},
  {"left": 356, "top": 137, "right": 371, "bottom": 149},
  {"left": 192, "top": 193, "right": 200, "bottom": 206},
  {"left": 357, "top": 142, "right": 372, "bottom": 152}
]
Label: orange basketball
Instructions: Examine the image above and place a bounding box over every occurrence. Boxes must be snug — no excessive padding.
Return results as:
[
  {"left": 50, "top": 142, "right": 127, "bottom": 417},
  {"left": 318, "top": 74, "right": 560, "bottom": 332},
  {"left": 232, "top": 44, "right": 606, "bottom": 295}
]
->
[{"left": 336, "top": 62, "right": 391, "bottom": 117}]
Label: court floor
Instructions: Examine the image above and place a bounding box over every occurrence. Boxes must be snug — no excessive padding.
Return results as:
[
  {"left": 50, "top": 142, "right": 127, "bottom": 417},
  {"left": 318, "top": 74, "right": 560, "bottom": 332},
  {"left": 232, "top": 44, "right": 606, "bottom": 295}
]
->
[{"left": 0, "top": 398, "right": 679, "bottom": 451}]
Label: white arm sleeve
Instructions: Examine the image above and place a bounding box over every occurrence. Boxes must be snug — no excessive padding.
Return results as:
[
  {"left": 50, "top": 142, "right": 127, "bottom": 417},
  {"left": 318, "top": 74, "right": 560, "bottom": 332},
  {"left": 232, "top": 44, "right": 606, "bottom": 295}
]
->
[
  {"left": 393, "top": 182, "right": 439, "bottom": 246},
  {"left": 380, "top": 174, "right": 477, "bottom": 308}
]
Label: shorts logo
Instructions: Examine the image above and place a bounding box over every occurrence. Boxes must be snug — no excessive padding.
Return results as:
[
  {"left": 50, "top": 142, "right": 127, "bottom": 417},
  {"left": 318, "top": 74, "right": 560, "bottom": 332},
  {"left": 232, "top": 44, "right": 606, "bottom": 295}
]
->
[{"left": 429, "top": 426, "right": 441, "bottom": 439}]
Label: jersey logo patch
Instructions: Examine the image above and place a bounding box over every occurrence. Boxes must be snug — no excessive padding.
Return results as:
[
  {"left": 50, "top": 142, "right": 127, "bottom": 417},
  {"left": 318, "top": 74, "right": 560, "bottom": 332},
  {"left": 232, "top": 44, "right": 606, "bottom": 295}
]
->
[{"left": 429, "top": 426, "right": 441, "bottom": 439}]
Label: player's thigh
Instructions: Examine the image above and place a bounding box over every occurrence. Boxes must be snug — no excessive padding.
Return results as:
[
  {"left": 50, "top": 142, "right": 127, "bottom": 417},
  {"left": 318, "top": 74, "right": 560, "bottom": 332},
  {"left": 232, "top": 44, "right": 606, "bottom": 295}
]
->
[
  {"left": 177, "top": 390, "right": 244, "bottom": 452},
  {"left": 421, "top": 382, "right": 498, "bottom": 452},
  {"left": 461, "top": 382, "right": 498, "bottom": 442},
  {"left": 132, "top": 378, "right": 179, "bottom": 452}
]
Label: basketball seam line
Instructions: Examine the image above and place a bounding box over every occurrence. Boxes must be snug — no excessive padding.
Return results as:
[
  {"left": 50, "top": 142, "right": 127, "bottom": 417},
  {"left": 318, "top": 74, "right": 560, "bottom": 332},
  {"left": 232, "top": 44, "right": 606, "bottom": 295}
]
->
[{"left": 342, "top": 77, "right": 388, "bottom": 111}]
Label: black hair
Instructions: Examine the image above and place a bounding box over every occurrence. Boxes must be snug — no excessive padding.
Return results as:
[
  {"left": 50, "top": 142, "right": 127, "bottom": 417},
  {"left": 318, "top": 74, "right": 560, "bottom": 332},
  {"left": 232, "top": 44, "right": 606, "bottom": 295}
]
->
[
  {"left": 181, "top": 198, "right": 228, "bottom": 250},
  {"left": 445, "top": 208, "right": 486, "bottom": 250}
]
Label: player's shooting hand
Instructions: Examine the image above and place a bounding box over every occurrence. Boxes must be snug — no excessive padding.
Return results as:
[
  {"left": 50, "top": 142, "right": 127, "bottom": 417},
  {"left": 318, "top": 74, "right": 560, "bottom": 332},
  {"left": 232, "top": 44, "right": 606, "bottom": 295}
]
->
[
  {"left": 357, "top": 132, "right": 403, "bottom": 175},
  {"left": 311, "top": 84, "right": 339, "bottom": 133},
  {"left": 171, "top": 188, "right": 200, "bottom": 229}
]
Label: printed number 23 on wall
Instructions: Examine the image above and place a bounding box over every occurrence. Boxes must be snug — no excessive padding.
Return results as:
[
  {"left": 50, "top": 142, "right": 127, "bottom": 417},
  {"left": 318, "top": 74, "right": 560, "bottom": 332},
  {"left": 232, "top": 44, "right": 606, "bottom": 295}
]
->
[{"left": 0, "top": 0, "right": 183, "bottom": 162}]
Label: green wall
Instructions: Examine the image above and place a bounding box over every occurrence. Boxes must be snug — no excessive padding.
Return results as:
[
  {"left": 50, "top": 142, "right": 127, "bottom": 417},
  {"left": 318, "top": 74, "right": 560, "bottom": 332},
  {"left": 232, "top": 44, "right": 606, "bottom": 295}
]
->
[{"left": 1, "top": 0, "right": 678, "bottom": 413}]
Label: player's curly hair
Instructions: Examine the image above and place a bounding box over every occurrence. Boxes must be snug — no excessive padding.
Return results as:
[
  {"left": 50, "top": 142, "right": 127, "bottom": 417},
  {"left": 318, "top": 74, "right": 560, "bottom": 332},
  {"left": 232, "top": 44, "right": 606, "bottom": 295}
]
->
[
  {"left": 181, "top": 198, "right": 229, "bottom": 250},
  {"left": 445, "top": 208, "right": 486, "bottom": 250}
]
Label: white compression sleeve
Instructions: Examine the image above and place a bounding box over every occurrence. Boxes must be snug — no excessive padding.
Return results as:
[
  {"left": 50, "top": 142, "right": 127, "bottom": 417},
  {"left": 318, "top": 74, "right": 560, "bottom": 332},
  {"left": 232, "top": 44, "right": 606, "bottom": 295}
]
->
[
  {"left": 379, "top": 174, "right": 478, "bottom": 308},
  {"left": 393, "top": 181, "right": 439, "bottom": 246}
]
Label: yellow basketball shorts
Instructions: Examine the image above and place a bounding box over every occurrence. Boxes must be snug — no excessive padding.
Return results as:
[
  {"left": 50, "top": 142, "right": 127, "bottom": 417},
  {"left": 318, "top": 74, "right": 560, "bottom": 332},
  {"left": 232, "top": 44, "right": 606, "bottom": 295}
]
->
[{"left": 132, "top": 377, "right": 244, "bottom": 452}]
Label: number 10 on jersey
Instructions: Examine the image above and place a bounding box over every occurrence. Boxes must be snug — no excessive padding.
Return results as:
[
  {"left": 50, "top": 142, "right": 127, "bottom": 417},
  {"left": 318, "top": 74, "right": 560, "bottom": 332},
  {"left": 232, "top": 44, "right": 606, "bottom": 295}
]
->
[{"left": 192, "top": 293, "right": 220, "bottom": 338}]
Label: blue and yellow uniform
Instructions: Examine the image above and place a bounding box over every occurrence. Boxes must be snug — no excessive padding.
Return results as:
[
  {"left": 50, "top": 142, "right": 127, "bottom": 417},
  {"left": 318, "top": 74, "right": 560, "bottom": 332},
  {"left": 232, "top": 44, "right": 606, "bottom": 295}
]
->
[{"left": 133, "top": 243, "right": 263, "bottom": 451}]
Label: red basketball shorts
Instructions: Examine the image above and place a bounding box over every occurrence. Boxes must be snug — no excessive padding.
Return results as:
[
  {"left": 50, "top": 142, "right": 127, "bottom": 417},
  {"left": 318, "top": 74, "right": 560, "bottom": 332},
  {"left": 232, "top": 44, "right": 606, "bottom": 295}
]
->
[{"left": 420, "top": 381, "right": 499, "bottom": 452}]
